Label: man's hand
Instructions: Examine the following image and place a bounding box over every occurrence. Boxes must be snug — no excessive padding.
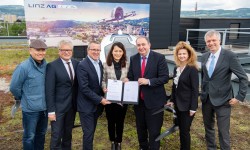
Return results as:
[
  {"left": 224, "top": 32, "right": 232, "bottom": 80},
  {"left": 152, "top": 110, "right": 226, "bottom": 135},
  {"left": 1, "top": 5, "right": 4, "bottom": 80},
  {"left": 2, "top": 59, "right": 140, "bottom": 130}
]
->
[
  {"left": 100, "top": 98, "right": 111, "bottom": 105},
  {"left": 138, "top": 78, "right": 149, "bottom": 85},
  {"left": 229, "top": 98, "right": 239, "bottom": 106},
  {"left": 48, "top": 114, "right": 56, "bottom": 121}
]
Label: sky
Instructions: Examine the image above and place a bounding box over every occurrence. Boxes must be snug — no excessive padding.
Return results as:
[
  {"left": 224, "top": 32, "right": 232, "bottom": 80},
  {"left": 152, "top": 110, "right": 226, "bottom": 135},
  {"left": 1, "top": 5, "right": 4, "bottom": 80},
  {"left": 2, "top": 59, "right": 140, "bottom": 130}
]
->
[{"left": 0, "top": 0, "right": 250, "bottom": 11}]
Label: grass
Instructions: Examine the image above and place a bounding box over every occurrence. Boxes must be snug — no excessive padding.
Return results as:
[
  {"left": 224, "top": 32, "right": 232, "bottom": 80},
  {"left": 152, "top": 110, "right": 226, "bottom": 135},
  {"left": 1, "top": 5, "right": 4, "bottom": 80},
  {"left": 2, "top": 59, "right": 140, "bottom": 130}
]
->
[
  {"left": 0, "top": 47, "right": 59, "bottom": 75},
  {"left": 0, "top": 46, "right": 250, "bottom": 149},
  {"left": 1, "top": 102, "right": 249, "bottom": 150}
]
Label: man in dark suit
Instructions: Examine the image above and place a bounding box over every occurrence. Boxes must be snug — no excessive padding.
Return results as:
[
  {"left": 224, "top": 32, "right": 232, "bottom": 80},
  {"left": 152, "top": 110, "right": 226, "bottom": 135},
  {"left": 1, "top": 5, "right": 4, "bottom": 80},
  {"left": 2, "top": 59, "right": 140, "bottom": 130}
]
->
[
  {"left": 46, "top": 40, "right": 79, "bottom": 150},
  {"left": 128, "top": 36, "right": 169, "bottom": 150},
  {"left": 77, "top": 41, "right": 111, "bottom": 150},
  {"left": 201, "top": 30, "right": 248, "bottom": 150}
]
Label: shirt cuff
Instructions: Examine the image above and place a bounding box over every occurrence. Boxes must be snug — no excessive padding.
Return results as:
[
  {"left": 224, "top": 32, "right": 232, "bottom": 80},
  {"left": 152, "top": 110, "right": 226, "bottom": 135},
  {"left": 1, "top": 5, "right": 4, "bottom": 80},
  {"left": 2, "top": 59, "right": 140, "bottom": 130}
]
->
[
  {"left": 190, "top": 110, "right": 196, "bottom": 113},
  {"left": 48, "top": 112, "right": 55, "bottom": 115}
]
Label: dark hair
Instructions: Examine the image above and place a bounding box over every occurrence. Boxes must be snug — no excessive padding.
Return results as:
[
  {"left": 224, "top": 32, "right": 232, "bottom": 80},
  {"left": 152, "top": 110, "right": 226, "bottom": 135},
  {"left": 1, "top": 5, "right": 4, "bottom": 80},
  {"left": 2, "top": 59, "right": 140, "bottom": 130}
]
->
[{"left": 106, "top": 42, "right": 127, "bottom": 67}]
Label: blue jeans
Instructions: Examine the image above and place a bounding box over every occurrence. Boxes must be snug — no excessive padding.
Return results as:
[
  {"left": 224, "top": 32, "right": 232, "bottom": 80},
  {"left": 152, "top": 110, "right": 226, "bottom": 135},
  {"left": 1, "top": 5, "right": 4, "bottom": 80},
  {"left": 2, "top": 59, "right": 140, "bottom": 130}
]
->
[{"left": 22, "top": 111, "right": 48, "bottom": 150}]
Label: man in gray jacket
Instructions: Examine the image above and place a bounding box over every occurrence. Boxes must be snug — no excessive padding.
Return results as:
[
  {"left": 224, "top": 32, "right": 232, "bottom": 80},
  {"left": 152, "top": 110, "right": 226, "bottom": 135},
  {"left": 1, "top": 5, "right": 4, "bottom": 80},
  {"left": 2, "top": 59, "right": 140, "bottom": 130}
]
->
[
  {"left": 10, "top": 39, "right": 48, "bottom": 150},
  {"left": 200, "top": 30, "right": 248, "bottom": 150}
]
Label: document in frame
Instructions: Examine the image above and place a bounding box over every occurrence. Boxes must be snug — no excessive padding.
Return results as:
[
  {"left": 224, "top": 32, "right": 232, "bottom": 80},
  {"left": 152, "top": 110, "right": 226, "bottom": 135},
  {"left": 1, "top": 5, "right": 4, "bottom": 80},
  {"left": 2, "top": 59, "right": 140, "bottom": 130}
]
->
[
  {"left": 106, "top": 79, "right": 123, "bottom": 102},
  {"left": 122, "top": 81, "right": 139, "bottom": 104}
]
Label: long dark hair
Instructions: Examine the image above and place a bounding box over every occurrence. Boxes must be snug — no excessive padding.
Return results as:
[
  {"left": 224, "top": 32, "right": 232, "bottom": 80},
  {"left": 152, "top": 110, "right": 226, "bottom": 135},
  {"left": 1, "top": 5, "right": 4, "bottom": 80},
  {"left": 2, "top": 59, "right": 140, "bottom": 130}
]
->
[{"left": 106, "top": 42, "right": 127, "bottom": 67}]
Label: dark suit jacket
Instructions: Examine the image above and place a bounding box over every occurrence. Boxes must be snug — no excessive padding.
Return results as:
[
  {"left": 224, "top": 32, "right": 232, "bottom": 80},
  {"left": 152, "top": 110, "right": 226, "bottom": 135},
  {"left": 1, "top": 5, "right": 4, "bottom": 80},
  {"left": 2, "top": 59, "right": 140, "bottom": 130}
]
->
[
  {"left": 200, "top": 48, "right": 248, "bottom": 106},
  {"left": 171, "top": 65, "right": 199, "bottom": 111},
  {"left": 128, "top": 50, "right": 169, "bottom": 109},
  {"left": 77, "top": 56, "right": 104, "bottom": 113},
  {"left": 45, "top": 58, "right": 79, "bottom": 113}
]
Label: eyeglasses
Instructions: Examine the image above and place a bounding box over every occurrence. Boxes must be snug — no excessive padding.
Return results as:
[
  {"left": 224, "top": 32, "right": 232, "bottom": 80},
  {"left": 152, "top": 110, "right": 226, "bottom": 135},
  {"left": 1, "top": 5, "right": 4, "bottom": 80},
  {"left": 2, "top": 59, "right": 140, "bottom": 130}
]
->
[
  {"left": 89, "top": 49, "right": 101, "bottom": 52},
  {"left": 60, "top": 49, "right": 73, "bottom": 53}
]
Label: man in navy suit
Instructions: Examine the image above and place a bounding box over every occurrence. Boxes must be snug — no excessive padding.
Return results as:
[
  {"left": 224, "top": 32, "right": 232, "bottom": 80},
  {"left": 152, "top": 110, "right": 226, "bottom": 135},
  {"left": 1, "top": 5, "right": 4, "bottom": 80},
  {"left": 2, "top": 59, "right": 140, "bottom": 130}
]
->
[
  {"left": 128, "top": 36, "right": 169, "bottom": 150},
  {"left": 77, "top": 41, "right": 111, "bottom": 150},
  {"left": 201, "top": 30, "right": 248, "bottom": 150},
  {"left": 46, "top": 40, "right": 79, "bottom": 149}
]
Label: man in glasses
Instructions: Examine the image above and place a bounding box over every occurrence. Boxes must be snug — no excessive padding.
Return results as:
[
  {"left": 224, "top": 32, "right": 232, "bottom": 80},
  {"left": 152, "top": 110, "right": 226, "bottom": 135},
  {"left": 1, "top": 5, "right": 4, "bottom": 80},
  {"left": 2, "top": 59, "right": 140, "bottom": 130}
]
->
[
  {"left": 77, "top": 41, "right": 111, "bottom": 150},
  {"left": 45, "top": 40, "right": 79, "bottom": 149},
  {"left": 10, "top": 39, "right": 48, "bottom": 150}
]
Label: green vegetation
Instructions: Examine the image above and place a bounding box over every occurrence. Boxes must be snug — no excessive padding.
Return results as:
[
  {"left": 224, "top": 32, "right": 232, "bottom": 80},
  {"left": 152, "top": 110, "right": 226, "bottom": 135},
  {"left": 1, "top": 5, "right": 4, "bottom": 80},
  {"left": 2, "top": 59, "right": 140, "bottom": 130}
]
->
[
  {"left": 0, "top": 47, "right": 58, "bottom": 75},
  {"left": 0, "top": 21, "right": 26, "bottom": 36}
]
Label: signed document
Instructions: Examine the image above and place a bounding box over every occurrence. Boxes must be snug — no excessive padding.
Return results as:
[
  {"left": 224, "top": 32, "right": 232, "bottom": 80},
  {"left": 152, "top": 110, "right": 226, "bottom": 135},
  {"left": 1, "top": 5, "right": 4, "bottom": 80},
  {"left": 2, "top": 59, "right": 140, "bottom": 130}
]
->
[{"left": 106, "top": 79, "right": 139, "bottom": 104}]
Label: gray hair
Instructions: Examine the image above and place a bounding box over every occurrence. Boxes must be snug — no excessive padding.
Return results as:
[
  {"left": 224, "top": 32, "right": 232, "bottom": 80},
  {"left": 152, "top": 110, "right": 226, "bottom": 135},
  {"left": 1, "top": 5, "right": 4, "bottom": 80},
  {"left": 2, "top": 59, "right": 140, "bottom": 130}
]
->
[
  {"left": 204, "top": 30, "right": 221, "bottom": 41},
  {"left": 87, "top": 41, "right": 100, "bottom": 50},
  {"left": 136, "top": 36, "right": 151, "bottom": 44},
  {"left": 58, "top": 40, "right": 73, "bottom": 49}
]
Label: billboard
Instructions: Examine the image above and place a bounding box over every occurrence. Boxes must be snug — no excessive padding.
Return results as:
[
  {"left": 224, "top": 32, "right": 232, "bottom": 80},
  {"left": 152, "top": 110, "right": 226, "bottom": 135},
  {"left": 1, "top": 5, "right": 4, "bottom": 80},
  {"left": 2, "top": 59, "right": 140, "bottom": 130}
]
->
[{"left": 24, "top": 0, "right": 150, "bottom": 47}]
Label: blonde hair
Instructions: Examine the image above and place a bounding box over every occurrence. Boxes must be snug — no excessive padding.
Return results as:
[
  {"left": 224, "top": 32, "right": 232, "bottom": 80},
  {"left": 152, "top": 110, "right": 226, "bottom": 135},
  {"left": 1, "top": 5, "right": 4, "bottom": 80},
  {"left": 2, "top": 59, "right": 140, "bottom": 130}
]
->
[{"left": 174, "top": 41, "right": 198, "bottom": 69}]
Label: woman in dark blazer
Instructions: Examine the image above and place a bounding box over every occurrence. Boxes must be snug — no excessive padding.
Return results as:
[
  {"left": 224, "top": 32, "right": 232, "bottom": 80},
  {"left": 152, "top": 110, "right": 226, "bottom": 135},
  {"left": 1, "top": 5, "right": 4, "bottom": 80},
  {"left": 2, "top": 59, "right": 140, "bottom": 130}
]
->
[
  {"left": 167, "top": 41, "right": 199, "bottom": 150},
  {"left": 102, "top": 42, "right": 129, "bottom": 150}
]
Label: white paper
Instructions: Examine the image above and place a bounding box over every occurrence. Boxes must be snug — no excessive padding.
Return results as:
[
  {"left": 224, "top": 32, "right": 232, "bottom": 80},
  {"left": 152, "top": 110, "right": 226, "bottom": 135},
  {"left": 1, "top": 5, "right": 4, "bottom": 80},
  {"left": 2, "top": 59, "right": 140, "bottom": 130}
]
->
[
  {"left": 106, "top": 79, "right": 123, "bottom": 102},
  {"left": 106, "top": 79, "right": 139, "bottom": 104},
  {"left": 123, "top": 81, "right": 139, "bottom": 103}
]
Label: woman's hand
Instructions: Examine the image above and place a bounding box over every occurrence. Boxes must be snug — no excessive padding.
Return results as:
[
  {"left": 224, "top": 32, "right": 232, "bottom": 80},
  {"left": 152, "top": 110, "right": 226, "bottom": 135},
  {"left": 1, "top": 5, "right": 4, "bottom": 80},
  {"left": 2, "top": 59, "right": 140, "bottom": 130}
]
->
[
  {"left": 122, "top": 78, "right": 129, "bottom": 83},
  {"left": 166, "top": 101, "right": 174, "bottom": 107},
  {"left": 103, "top": 88, "right": 108, "bottom": 93}
]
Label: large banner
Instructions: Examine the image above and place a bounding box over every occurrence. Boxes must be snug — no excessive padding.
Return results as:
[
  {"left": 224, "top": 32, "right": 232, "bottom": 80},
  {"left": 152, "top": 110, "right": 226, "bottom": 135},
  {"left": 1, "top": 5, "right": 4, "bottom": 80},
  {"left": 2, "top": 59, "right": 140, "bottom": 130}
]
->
[{"left": 24, "top": 0, "right": 150, "bottom": 47}]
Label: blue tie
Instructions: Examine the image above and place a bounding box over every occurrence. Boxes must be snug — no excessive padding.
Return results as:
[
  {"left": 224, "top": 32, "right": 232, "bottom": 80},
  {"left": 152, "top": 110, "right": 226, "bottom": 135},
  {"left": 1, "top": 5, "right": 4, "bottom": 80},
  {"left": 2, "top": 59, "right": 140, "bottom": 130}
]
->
[{"left": 208, "top": 55, "right": 215, "bottom": 78}]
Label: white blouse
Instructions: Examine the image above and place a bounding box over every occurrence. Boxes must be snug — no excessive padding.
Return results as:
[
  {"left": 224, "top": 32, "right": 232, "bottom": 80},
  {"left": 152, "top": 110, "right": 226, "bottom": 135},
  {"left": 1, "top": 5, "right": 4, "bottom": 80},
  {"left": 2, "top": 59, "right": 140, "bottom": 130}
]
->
[{"left": 174, "top": 66, "right": 185, "bottom": 88}]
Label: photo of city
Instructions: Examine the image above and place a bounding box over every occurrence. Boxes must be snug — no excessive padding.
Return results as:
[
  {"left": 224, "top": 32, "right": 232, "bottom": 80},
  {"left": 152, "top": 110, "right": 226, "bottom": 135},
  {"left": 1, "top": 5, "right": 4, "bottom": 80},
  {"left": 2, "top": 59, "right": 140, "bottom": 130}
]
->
[{"left": 24, "top": 0, "right": 150, "bottom": 46}]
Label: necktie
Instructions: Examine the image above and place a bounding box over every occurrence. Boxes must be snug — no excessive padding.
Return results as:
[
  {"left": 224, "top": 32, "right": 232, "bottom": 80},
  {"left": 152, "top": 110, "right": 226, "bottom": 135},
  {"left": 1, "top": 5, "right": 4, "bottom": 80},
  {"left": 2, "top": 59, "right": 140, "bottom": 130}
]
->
[
  {"left": 67, "top": 62, "right": 74, "bottom": 84},
  {"left": 95, "top": 61, "right": 101, "bottom": 84},
  {"left": 141, "top": 57, "right": 146, "bottom": 77},
  {"left": 208, "top": 55, "right": 215, "bottom": 78},
  {"left": 140, "top": 57, "right": 146, "bottom": 100}
]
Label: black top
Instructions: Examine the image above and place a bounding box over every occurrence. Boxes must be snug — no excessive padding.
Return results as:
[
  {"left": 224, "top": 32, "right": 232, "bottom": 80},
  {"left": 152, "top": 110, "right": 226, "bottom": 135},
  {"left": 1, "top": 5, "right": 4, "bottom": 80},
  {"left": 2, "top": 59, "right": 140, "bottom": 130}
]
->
[{"left": 113, "top": 61, "right": 121, "bottom": 80}]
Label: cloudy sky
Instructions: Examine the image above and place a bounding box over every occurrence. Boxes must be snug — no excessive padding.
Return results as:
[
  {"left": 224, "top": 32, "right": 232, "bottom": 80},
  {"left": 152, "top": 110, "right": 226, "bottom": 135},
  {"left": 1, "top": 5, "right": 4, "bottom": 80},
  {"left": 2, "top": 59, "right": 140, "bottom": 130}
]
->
[
  {"left": 181, "top": 0, "right": 250, "bottom": 11},
  {"left": 0, "top": 0, "right": 250, "bottom": 11}
]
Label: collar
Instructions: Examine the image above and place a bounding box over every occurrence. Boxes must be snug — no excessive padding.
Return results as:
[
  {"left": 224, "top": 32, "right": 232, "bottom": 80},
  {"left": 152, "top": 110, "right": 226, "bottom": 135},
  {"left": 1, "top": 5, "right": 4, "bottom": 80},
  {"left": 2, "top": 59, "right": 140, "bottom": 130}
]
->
[
  {"left": 140, "top": 50, "right": 150, "bottom": 59},
  {"left": 210, "top": 47, "right": 221, "bottom": 58},
  {"left": 87, "top": 55, "right": 100, "bottom": 64},
  {"left": 60, "top": 58, "right": 71, "bottom": 64}
]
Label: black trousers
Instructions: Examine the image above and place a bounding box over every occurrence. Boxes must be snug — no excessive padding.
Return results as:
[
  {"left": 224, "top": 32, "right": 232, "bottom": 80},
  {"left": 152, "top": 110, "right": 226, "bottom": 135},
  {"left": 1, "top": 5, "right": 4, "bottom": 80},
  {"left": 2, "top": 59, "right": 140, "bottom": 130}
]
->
[
  {"left": 175, "top": 107, "right": 194, "bottom": 150},
  {"left": 50, "top": 108, "right": 76, "bottom": 150},
  {"left": 134, "top": 100, "right": 163, "bottom": 150},
  {"left": 105, "top": 103, "right": 128, "bottom": 143}
]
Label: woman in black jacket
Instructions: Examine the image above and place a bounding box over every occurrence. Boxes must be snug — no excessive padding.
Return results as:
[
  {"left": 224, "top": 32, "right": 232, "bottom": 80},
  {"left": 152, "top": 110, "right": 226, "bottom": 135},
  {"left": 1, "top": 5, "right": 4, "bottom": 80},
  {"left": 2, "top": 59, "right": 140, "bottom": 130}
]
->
[{"left": 167, "top": 41, "right": 199, "bottom": 150}]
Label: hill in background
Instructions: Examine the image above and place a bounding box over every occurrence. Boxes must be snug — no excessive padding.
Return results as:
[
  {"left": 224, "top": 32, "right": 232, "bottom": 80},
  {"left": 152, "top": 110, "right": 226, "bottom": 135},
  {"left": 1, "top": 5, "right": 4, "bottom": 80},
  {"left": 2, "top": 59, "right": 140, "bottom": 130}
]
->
[
  {"left": 181, "top": 8, "right": 250, "bottom": 18},
  {"left": 0, "top": 5, "right": 24, "bottom": 16}
]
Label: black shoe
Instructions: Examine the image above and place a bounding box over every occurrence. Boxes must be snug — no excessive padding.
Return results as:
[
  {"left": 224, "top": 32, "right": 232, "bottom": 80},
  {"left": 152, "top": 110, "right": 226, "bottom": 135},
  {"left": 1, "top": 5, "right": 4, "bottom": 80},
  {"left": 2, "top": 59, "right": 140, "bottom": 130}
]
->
[
  {"left": 111, "top": 142, "right": 116, "bottom": 150},
  {"left": 116, "top": 143, "right": 121, "bottom": 150}
]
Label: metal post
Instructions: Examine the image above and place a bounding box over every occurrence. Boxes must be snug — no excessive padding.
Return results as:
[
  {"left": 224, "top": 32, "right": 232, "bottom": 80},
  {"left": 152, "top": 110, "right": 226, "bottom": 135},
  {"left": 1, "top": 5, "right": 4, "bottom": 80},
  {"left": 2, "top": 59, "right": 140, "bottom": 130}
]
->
[
  {"left": 6, "top": 21, "right": 9, "bottom": 36},
  {"left": 222, "top": 30, "right": 227, "bottom": 47},
  {"left": 186, "top": 30, "right": 189, "bottom": 42}
]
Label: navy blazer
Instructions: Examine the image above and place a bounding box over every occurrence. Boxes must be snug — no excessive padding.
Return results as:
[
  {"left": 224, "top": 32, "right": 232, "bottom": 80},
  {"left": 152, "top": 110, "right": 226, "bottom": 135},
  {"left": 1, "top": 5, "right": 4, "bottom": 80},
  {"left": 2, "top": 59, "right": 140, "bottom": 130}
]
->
[
  {"left": 200, "top": 49, "right": 248, "bottom": 106},
  {"left": 45, "top": 58, "right": 79, "bottom": 113},
  {"left": 171, "top": 65, "right": 199, "bottom": 111},
  {"left": 76, "top": 57, "right": 104, "bottom": 113},
  {"left": 128, "top": 50, "right": 169, "bottom": 109}
]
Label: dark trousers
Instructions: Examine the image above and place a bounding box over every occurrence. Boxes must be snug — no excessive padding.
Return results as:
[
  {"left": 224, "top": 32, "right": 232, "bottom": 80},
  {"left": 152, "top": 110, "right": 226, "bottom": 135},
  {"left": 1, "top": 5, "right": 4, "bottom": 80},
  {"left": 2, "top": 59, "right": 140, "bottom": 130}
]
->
[
  {"left": 50, "top": 108, "right": 76, "bottom": 150},
  {"left": 105, "top": 103, "right": 128, "bottom": 143},
  {"left": 202, "top": 98, "right": 231, "bottom": 150},
  {"left": 176, "top": 107, "right": 194, "bottom": 150},
  {"left": 79, "top": 111, "right": 99, "bottom": 150},
  {"left": 22, "top": 111, "right": 48, "bottom": 150},
  {"left": 134, "top": 100, "right": 163, "bottom": 150}
]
